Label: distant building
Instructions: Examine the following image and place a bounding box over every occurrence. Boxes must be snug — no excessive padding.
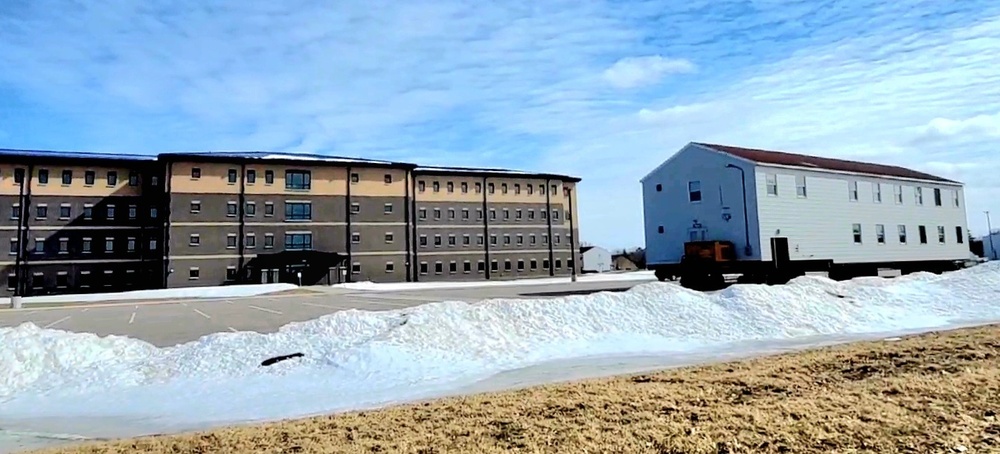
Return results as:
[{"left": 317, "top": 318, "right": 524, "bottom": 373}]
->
[
  {"left": 611, "top": 254, "right": 638, "bottom": 271},
  {"left": 985, "top": 230, "right": 1000, "bottom": 260},
  {"left": 581, "top": 246, "right": 612, "bottom": 273}
]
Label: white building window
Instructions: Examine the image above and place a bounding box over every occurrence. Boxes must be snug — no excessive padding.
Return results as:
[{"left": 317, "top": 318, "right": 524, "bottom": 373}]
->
[
  {"left": 937, "top": 226, "right": 945, "bottom": 243},
  {"left": 766, "top": 174, "right": 777, "bottom": 196},
  {"left": 894, "top": 185, "right": 903, "bottom": 204},
  {"left": 849, "top": 181, "right": 858, "bottom": 201},
  {"left": 952, "top": 190, "right": 960, "bottom": 207},
  {"left": 688, "top": 180, "right": 702, "bottom": 202},
  {"left": 915, "top": 187, "right": 923, "bottom": 205},
  {"left": 876, "top": 224, "right": 885, "bottom": 244},
  {"left": 795, "top": 175, "right": 807, "bottom": 198},
  {"left": 898, "top": 225, "right": 907, "bottom": 243},
  {"left": 872, "top": 183, "right": 882, "bottom": 203},
  {"left": 852, "top": 223, "right": 862, "bottom": 244}
]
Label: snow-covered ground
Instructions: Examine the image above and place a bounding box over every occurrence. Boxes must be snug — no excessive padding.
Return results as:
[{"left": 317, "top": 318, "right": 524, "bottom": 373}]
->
[
  {"left": 333, "top": 270, "right": 656, "bottom": 291},
  {"left": 1, "top": 263, "right": 999, "bottom": 453},
  {"left": 0, "top": 284, "right": 298, "bottom": 307}
]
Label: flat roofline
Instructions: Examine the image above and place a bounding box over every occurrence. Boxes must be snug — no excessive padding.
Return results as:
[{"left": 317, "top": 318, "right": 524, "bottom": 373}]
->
[
  {"left": 414, "top": 166, "right": 582, "bottom": 182},
  {"left": 156, "top": 151, "right": 417, "bottom": 169},
  {"left": 0, "top": 148, "right": 158, "bottom": 163}
]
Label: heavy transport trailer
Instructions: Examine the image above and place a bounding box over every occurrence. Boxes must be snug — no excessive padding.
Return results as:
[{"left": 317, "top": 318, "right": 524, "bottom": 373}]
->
[{"left": 650, "top": 240, "right": 968, "bottom": 291}]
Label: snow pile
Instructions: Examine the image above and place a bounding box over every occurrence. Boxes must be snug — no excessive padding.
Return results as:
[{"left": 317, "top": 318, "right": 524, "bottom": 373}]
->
[
  {"left": 0, "top": 263, "right": 998, "bottom": 429},
  {"left": 0, "top": 283, "right": 298, "bottom": 306},
  {"left": 336, "top": 270, "right": 655, "bottom": 291}
]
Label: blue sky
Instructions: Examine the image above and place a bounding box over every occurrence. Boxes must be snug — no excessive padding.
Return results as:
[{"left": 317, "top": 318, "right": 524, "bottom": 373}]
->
[{"left": 2, "top": 0, "right": 999, "bottom": 250}]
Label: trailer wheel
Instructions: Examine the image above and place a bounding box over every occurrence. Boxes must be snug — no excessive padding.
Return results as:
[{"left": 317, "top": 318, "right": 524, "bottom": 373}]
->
[{"left": 654, "top": 268, "right": 673, "bottom": 282}]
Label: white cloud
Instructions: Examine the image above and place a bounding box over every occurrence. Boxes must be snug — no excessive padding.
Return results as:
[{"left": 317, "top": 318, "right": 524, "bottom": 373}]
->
[
  {"left": 921, "top": 112, "right": 1000, "bottom": 139},
  {"left": 602, "top": 55, "right": 696, "bottom": 89},
  {"left": 1, "top": 0, "right": 1000, "bottom": 249}
]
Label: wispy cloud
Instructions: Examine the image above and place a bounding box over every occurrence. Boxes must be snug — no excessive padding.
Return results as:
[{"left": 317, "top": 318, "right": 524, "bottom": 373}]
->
[
  {"left": 1, "top": 0, "right": 999, "bottom": 248},
  {"left": 602, "top": 55, "right": 696, "bottom": 89}
]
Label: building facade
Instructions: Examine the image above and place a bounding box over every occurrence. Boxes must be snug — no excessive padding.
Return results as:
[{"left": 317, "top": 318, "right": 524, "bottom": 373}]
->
[
  {"left": 641, "top": 142, "right": 971, "bottom": 271},
  {"left": 580, "top": 246, "right": 612, "bottom": 273},
  {"left": 0, "top": 149, "right": 581, "bottom": 297}
]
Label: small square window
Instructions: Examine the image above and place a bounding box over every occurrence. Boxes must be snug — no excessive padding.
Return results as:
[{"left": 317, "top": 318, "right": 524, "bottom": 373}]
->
[
  {"left": 191, "top": 167, "right": 201, "bottom": 179},
  {"left": 106, "top": 171, "right": 118, "bottom": 186},
  {"left": 61, "top": 170, "right": 72, "bottom": 185}
]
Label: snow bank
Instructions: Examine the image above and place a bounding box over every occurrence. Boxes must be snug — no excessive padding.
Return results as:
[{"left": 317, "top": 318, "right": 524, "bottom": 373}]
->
[
  {"left": 0, "top": 283, "right": 298, "bottom": 306},
  {"left": 336, "top": 270, "right": 656, "bottom": 291},
  {"left": 0, "top": 263, "right": 998, "bottom": 433}
]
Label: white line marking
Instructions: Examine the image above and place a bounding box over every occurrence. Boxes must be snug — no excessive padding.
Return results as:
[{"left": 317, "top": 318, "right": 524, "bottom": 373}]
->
[
  {"left": 128, "top": 312, "right": 136, "bottom": 324},
  {"left": 81, "top": 308, "right": 89, "bottom": 312},
  {"left": 43, "top": 316, "right": 71, "bottom": 329},
  {"left": 248, "top": 305, "right": 282, "bottom": 315},
  {"left": 224, "top": 300, "right": 234, "bottom": 305},
  {"left": 300, "top": 302, "right": 342, "bottom": 309},
  {"left": 25, "top": 310, "right": 37, "bottom": 315},
  {"left": 180, "top": 302, "right": 188, "bottom": 307},
  {"left": 228, "top": 326, "right": 238, "bottom": 332},
  {"left": 193, "top": 308, "right": 211, "bottom": 319}
]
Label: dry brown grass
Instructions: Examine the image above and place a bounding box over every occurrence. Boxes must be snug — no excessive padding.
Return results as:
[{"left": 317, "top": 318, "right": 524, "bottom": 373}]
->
[{"left": 38, "top": 324, "right": 1000, "bottom": 454}]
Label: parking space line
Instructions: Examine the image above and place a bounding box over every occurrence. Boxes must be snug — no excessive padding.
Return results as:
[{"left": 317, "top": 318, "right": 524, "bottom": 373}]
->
[
  {"left": 43, "top": 316, "right": 71, "bottom": 329},
  {"left": 300, "top": 302, "right": 342, "bottom": 309},
  {"left": 227, "top": 327, "right": 238, "bottom": 333},
  {"left": 248, "top": 305, "right": 282, "bottom": 315},
  {"left": 128, "top": 311, "right": 136, "bottom": 324},
  {"left": 193, "top": 308, "right": 211, "bottom": 319},
  {"left": 81, "top": 308, "right": 89, "bottom": 312}
]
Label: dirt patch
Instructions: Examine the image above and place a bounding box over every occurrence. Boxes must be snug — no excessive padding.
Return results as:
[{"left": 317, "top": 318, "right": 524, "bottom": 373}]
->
[{"left": 34, "top": 324, "right": 1000, "bottom": 454}]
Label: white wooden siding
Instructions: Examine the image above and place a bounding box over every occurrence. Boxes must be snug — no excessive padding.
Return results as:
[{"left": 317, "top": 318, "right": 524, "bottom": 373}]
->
[
  {"left": 582, "top": 247, "right": 613, "bottom": 272},
  {"left": 642, "top": 144, "right": 762, "bottom": 265},
  {"left": 754, "top": 165, "right": 970, "bottom": 264}
]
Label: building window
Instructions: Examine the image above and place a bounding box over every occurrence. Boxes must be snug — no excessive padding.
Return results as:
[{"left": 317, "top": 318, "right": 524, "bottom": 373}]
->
[
  {"left": 555, "top": 259, "right": 562, "bottom": 269},
  {"left": 490, "top": 234, "right": 498, "bottom": 245},
  {"left": 82, "top": 238, "right": 91, "bottom": 253},
  {"left": 285, "top": 170, "right": 311, "bottom": 190},
  {"left": 658, "top": 226, "right": 664, "bottom": 234},
  {"left": 228, "top": 169, "right": 238, "bottom": 184},
  {"left": 435, "top": 262, "right": 444, "bottom": 274},
  {"left": 655, "top": 183, "right": 662, "bottom": 192},
  {"left": 461, "top": 182, "right": 468, "bottom": 193},
  {"left": 104, "top": 237, "right": 114, "bottom": 252},
  {"left": 918, "top": 225, "right": 927, "bottom": 244},
  {"left": 448, "top": 234, "right": 457, "bottom": 246},
  {"left": 514, "top": 183, "right": 521, "bottom": 195},
  {"left": 915, "top": 187, "right": 923, "bottom": 205},
  {"left": 894, "top": 185, "right": 903, "bottom": 204},
  {"left": 516, "top": 234, "right": 524, "bottom": 245},
  {"left": 351, "top": 232, "right": 361, "bottom": 244},
  {"left": 226, "top": 267, "right": 237, "bottom": 281},
  {"left": 129, "top": 171, "right": 139, "bottom": 186},
  {"left": 8, "top": 239, "right": 16, "bottom": 255},
  {"left": 552, "top": 209, "right": 560, "bottom": 220},
  {"left": 956, "top": 226, "right": 964, "bottom": 243},
  {"left": 463, "top": 234, "right": 471, "bottom": 245},
  {"left": 150, "top": 207, "right": 158, "bottom": 219},
  {"left": 419, "top": 262, "right": 428, "bottom": 275},
  {"left": 432, "top": 181, "right": 440, "bottom": 192},
  {"left": 475, "top": 182, "right": 482, "bottom": 193},
  {"left": 151, "top": 176, "right": 159, "bottom": 186},
  {"left": 501, "top": 183, "right": 508, "bottom": 194},
  {"left": 190, "top": 201, "right": 201, "bottom": 213},
  {"left": 61, "top": 170, "right": 72, "bottom": 185},
  {"left": 351, "top": 202, "right": 360, "bottom": 214},
  {"left": 245, "top": 202, "right": 256, "bottom": 216},
  {"left": 873, "top": 183, "right": 882, "bottom": 203},
  {"left": 128, "top": 205, "right": 137, "bottom": 219},
  {"left": 477, "top": 234, "right": 484, "bottom": 245},
  {"left": 418, "top": 208, "right": 427, "bottom": 220},
  {"left": 489, "top": 209, "right": 496, "bottom": 219},
  {"left": 191, "top": 167, "right": 201, "bottom": 179},
  {"left": 265, "top": 170, "right": 274, "bottom": 184},
  {"left": 953, "top": 190, "right": 960, "bottom": 207},
  {"left": 517, "top": 260, "right": 525, "bottom": 271},
  {"left": 875, "top": 224, "right": 885, "bottom": 244},
  {"left": 449, "top": 261, "right": 458, "bottom": 274},
  {"left": 434, "top": 235, "right": 442, "bottom": 247},
  {"left": 189, "top": 268, "right": 200, "bottom": 280},
  {"left": 433, "top": 208, "right": 441, "bottom": 219},
  {"left": 937, "top": 226, "right": 945, "bottom": 243},
  {"left": 849, "top": 181, "right": 858, "bottom": 201},
  {"left": 898, "top": 225, "right": 907, "bottom": 243},
  {"left": 58, "top": 238, "right": 69, "bottom": 254},
  {"left": 527, "top": 185, "right": 534, "bottom": 195},
  {"left": 491, "top": 260, "right": 499, "bottom": 272},
  {"left": 83, "top": 204, "right": 93, "bottom": 220},
  {"left": 189, "top": 234, "right": 200, "bottom": 246},
  {"left": 385, "top": 262, "right": 394, "bottom": 273},
  {"left": 227, "top": 234, "right": 237, "bottom": 249},
  {"left": 149, "top": 239, "right": 158, "bottom": 250},
  {"left": 446, "top": 181, "right": 454, "bottom": 193},
  {"left": 477, "top": 261, "right": 486, "bottom": 273},
  {"left": 37, "top": 169, "right": 49, "bottom": 184},
  {"left": 227, "top": 202, "right": 237, "bottom": 217},
  {"left": 463, "top": 261, "right": 472, "bottom": 273},
  {"left": 515, "top": 209, "right": 522, "bottom": 220},
  {"left": 688, "top": 180, "right": 702, "bottom": 202},
  {"left": 504, "top": 235, "right": 511, "bottom": 245},
  {"left": 245, "top": 234, "right": 256, "bottom": 248},
  {"left": 933, "top": 188, "right": 942, "bottom": 206},
  {"left": 530, "top": 259, "right": 538, "bottom": 270},
  {"left": 488, "top": 183, "right": 495, "bottom": 194},
  {"left": 529, "top": 234, "right": 537, "bottom": 244},
  {"left": 107, "top": 171, "right": 118, "bottom": 186},
  {"left": 543, "top": 259, "right": 550, "bottom": 269},
  {"left": 477, "top": 208, "right": 484, "bottom": 220},
  {"left": 36, "top": 204, "right": 47, "bottom": 219},
  {"left": 247, "top": 169, "right": 256, "bottom": 184},
  {"left": 56, "top": 272, "right": 68, "bottom": 288},
  {"left": 462, "top": 208, "right": 470, "bottom": 219},
  {"left": 285, "top": 233, "right": 313, "bottom": 250},
  {"left": 264, "top": 234, "right": 274, "bottom": 248},
  {"left": 265, "top": 202, "right": 274, "bottom": 216},
  {"left": 384, "top": 174, "right": 393, "bottom": 184},
  {"left": 384, "top": 203, "right": 393, "bottom": 214},
  {"left": 419, "top": 235, "right": 427, "bottom": 246},
  {"left": 418, "top": 181, "right": 426, "bottom": 192},
  {"left": 127, "top": 237, "right": 136, "bottom": 252},
  {"left": 385, "top": 232, "right": 394, "bottom": 243},
  {"left": 447, "top": 208, "right": 455, "bottom": 219},
  {"left": 764, "top": 174, "right": 777, "bottom": 196},
  {"left": 852, "top": 223, "right": 862, "bottom": 243},
  {"left": 795, "top": 175, "right": 807, "bottom": 198},
  {"left": 503, "top": 209, "right": 509, "bottom": 220},
  {"left": 351, "top": 173, "right": 360, "bottom": 183}
]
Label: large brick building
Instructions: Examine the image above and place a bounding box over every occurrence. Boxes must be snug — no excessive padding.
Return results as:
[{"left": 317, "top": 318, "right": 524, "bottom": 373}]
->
[{"left": 0, "top": 149, "right": 581, "bottom": 297}]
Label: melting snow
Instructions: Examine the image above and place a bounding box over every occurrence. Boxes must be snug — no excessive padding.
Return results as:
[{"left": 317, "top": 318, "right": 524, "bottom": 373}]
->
[{"left": 0, "top": 263, "right": 998, "bottom": 447}]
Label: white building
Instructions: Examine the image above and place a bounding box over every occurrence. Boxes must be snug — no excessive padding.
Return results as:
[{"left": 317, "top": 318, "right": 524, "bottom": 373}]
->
[
  {"left": 641, "top": 142, "right": 971, "bottom": 271},
  {"left": 580, "top": 246, "right": 612, "bottom": 273}
]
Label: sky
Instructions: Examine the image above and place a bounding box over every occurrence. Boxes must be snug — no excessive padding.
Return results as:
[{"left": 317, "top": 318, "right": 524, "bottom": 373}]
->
[{"left": 1, "top": 0, "right": 999, "bottom": 250}]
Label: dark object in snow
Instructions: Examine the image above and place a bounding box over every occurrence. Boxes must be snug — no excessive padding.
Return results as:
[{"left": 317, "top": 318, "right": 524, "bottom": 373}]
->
[{"left": 261, "top": 352, "right": 304, "bottom": 367}]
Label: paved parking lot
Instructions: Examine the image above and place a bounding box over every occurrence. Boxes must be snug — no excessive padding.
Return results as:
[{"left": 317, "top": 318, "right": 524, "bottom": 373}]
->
[{"left": 0, "top": 278, "right": 655, "bottom": 347}]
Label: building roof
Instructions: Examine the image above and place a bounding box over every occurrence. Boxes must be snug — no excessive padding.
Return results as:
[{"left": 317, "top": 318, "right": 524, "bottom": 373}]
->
[
  {"left": 580, "top": 246, "right": 596, "bottom": 253},
  {"left": 0, "top": 148, "right": 158, "bottom": 162},
  {"left": 694, "top": 143, "right": 959, "bottom": 184},
  {"left": 157, "top": 151, "right": 412, "bottom": 168},
  {"left": 414, "top": 165, "right": 582, "bottom": 182}
]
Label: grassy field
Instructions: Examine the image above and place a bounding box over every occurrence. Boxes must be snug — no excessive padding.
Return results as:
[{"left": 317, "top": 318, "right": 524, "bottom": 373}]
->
[{"left": 37, "top": 324, "right": 1000, "bottom": 454}]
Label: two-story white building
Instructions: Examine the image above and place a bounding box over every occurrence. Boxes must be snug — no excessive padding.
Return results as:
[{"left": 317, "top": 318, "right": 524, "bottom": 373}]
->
[{"left": 641, "top": 142, "right": 971, "bottom": 284}]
